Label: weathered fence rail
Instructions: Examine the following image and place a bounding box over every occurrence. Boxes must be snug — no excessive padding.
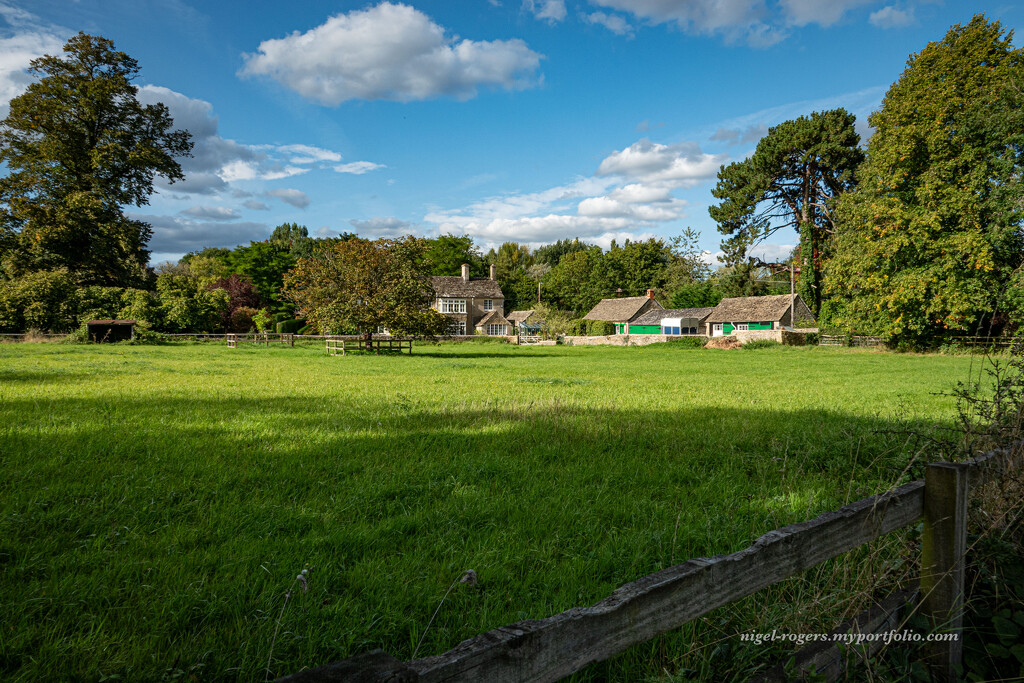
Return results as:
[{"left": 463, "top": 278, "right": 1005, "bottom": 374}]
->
[
  {"left": 278, "top": 441, "right": 1021, "bottom": 683},
  {"left": 819, "top": 334, "right": 885, "bottom": 347}
]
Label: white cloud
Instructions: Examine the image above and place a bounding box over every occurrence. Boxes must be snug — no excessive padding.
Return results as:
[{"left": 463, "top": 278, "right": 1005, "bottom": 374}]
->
[
  {"left": 589, "top": 0, "right": 788, "bottom": 47},
  {"left": 779, "top": 0, "right": 874, "bottom": 27},
  {"left": 0, "top": 5, "right": 68, "bottom": 115},
  {"left": 524, "top": 0, "right": 567, "bottom": 23},
  {"left": 349, "top": 216, "right": 414, "bottom": 236},
  {"left": 243, "top": 200, "right": 270, "bottom": 211},
  {"left": 596, "top": 139, "right": 727, "bottom": 186},
  {"left": 334, "top": 161, "right": 387, "bottom": 175},
  {"left": 265, "top": 188, "right": 310, "bottom": 209},
  {"left": 262, "top": 143, "right": 343, "bottom": 164},
  {"left": 180, "top": 205, "right": 241, "bottom": 220},
  {"left": 869, "top": 5, "right": 914, "bottom": 29},
  {"left": 239, "top": 2, "right": 543, "bottom": 104},
  {"left": 584, "top": 11, "right": 634, "bottom": 37}
]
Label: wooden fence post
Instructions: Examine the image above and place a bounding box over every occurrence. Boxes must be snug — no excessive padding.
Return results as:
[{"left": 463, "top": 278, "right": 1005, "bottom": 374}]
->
[{"left": 920, "top": 462, "right": 968, "bottom": 681}]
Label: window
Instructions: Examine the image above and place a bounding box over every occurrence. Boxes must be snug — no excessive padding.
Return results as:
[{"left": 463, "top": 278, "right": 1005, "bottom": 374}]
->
[
  {"left": 483, "top": 299, "right": 493, "bottom": 311},
  {"left": 440, "top": 298, "right": 466, "bottom": 314},
  {"left": 737, "top": 323, "right": 749, "bottom": 331},
  {"left": 713, "top": 323, "right": 723, "bottom": 334},
  {"left": 449, "top": 320, "right": 466, "bottom": 335},
  {"left": 486, "top": 324, "right": 507, "bottom": 336}
]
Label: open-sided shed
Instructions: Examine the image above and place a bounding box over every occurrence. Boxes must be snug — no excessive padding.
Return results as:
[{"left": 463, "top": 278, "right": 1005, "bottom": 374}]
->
[{"left": 86, "top": 320, "right": 136, "bottom": 342}]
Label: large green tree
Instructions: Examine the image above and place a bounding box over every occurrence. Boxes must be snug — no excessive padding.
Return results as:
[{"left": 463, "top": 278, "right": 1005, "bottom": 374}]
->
[
  {"left": 283, "top": 236, "right": 448, "bottom": 344},
  {"left": 826, "top": 16, "right": 1024, "bottom": 344},
  {"left": 709, "top": 109, "right": 863, "bottom": 316},
  {"left": 0, "top": 33, "right": 192, "bottom": 287}
]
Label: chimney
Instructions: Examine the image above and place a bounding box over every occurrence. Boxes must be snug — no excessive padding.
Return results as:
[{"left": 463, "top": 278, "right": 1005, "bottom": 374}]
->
[
  {"left": 461, "top": 263, "right": 470, "bottom": 282},
  {"left": 489, "top": 264, "right": 497, "bottom": 281},
  {"left": 646, "top": 289, "right": 654, "bottom": 300}
]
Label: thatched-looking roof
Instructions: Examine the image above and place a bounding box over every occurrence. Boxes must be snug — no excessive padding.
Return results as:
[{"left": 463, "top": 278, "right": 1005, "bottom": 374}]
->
[
  {"left": 582, "top": 296, "right": 662, "bottom": 322},
  {"left": 705, "top": 294, "right": 814, "bottom": 324},
  {"left": 429, "top": 276, "right": 503, "bottom": 298},
  {"left": 631, "top": 307, "right": 714, "bottom": 326}
]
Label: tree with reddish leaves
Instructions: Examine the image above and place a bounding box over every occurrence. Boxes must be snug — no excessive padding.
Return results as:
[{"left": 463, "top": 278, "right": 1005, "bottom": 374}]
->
[{"left": 208, "top": 274, "right": 262, "bottom": 331}]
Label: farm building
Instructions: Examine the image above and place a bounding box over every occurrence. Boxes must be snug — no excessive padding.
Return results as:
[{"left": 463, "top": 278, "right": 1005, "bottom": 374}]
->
[
  {"left": 86, "top": 319, "right": 136, "bottom": 342},
  {"left": 625, "top": 307, "right": 715, "bottom": 335},
  {"left": 705, "top": 294, "right": 814, "bottom": 336},
  {"left": 582, "top": 290, "right": 663, "bottom": 334},
  {"left": 507, "top": 309, "right": 543, "bottom": 335}
]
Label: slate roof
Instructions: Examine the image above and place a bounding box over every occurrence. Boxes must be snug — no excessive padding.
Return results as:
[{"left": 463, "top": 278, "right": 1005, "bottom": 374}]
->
[
  {"left": 506, "top": 309, "right": 535, "bottom": 324},
  {"left": 631, "top": 307, "right": 714, "bottom": 326},
  {"left": 429, "top": 276, "right": 504, "bottom": 298},
  {"left": 476, "top": 310, "right": 511, "bottom": 326},
  {"left": 582, "top": 296, "right": 662, "bottom": 322},
  {"left": 704, "top": 294, "right": 814, "bottom": 324}
]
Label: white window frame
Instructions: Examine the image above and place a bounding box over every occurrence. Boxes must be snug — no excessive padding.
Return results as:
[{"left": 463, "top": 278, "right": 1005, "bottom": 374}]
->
[
  {"left": 737, "top": 323, "right": 749, "bottom": 331},
  {"left": 440, "top": 298, "right": 466, "bottom": 314},
  {"left": 713, "top": 323, "right": 723, "bottom": 335},
  {"left": 449, "top": 320, "right": 466, "bottom": 335},
  {"left": 486, "top": 324, "right": 507, "bottom": 336},
  {"left": 483, "top": 299, "right": 493, "bottom": 311}
]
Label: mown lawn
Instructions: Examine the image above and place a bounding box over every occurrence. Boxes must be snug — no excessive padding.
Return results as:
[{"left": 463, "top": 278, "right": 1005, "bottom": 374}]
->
[{"left": 0, "top": 341, "right": 982, "bottom": 681}]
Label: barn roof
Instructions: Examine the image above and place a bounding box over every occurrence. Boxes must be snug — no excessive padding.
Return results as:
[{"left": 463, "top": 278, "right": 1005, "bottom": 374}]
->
[
  {"left": 429, "top": 276, "right": 504, "bottom": 298},
  {"left": 582, "top": 296, "right": 661, "bottom": 322},
  {"left": 704, "top": 295, "right": 813, "bottom": 323},
  {"left": 631, "top": 307, "right": 714, "bottom": 326}
]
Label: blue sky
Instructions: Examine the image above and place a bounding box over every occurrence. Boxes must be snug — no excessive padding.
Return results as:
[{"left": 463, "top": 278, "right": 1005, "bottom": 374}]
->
[{"left": 2, "top": 0, "right": 1022, "bottom": 265}]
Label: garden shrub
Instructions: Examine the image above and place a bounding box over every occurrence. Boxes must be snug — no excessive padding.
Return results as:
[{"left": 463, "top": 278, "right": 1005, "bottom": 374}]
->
[
  {"left": 276, "top": 318, "right": 306, "bottom": 334},
  {"left": 803, "top": 331, "right": 820, "bottom": 345},
  {"left": 587, "top": 320, "right": 615, "bottom": 336}
]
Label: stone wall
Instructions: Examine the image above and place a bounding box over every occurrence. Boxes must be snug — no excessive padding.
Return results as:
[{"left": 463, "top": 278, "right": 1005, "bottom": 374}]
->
[
  {"left": 563, "top": 334, "right": 707, "bottom": 347},
  {"left": 731, "top": 329, "right": 809, "bottom": 346}
]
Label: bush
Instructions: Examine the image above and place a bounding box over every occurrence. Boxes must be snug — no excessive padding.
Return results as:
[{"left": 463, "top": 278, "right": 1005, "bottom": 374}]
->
[
  {"left": 568, "top": 319, "right": 588, "bottom": 336},
  {"left": 277, "top": 318, "right": 306, "bottom": 334},
  {"left": 666, "top": 337, "right": 707, "bottom": 349},
  {"left": 230, "top": 306, "right": 259, "bottom": 332},
  {"left": 742, "top": 339, "right": 782, "bottom": 350},
  {"left": 297, "top": 323, "right": 316, "bottom": 335},
  {"left": 803, "top": 331, "right": 820, "bottom": 345},
  {"left": 587, "top": 320, "right": 615, "bottom": 336},
  {"left": 0, "top": 269, "right": 79, "bottom": 332}
]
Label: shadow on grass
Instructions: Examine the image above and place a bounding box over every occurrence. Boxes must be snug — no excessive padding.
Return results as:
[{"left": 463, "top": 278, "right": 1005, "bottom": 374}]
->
[{"left": 0, "top": 393, "right": 946, "bottom": 682}]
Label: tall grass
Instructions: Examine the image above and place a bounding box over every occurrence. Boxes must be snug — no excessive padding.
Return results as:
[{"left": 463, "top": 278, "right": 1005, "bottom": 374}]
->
[{"left": 0, "top": 342, "right": 977, "bottom": 680}]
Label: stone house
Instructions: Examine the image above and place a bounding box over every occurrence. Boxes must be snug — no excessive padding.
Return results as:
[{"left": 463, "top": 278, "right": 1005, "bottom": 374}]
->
[
  {"left": 429, "top": 264, "right": 509, "bottom": 336},
  {"left": 582, "top": 290, "right": 664, "bottom": 334},
  {"left": 705, "top": 294, "right": 815, "bottom": 336}
]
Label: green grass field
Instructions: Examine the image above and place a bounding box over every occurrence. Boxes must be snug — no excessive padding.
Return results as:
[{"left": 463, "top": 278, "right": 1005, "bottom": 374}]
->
[{"left": 0, "top": 341, "right": 985, "bottom": 681}]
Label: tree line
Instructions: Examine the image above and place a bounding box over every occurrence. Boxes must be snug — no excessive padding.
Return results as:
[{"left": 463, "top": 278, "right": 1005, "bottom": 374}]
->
[{"left": 1, "top": 18, "right": 1022, "bottom": 346}]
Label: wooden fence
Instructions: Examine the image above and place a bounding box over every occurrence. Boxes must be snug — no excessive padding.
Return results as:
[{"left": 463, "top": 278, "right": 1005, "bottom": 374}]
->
[
  {"left": 225, "top": 333, "right": 294, "bottom": 348},
  {"left": 819, "top": 334, "right": 885, "bottom": 347},
  {"left": 325, "top": 336, "right": 413, "bottom": 356},
  {"left": 277, "top": 442, "right": 1021, "bottom": 683}
]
